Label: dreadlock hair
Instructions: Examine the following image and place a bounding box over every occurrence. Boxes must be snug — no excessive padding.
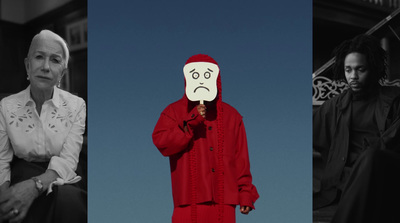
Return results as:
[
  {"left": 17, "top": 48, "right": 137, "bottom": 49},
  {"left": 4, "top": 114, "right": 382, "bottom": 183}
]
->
[{"left": 332, "top": 34, "right": 387, "bottom": 83}]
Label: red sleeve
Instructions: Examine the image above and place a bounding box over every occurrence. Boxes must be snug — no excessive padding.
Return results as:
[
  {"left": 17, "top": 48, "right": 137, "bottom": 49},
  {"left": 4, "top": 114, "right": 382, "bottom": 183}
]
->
[
  {"left": 235, "top": 119, "right": 259, "bottom": 209},
  {"left": 152, "top": 105, "right": 204, "bottom": 157}
]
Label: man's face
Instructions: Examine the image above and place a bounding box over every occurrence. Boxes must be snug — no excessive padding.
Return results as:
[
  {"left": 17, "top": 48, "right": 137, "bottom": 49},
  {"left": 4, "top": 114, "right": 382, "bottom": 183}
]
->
[
  {"left": 25, "top": 37, "right": 65, "bottom": 91},
  {"left": 183, "top": 62, "right": 219, "bottom": 102},
  {"left": 344, "top": 52, "right": 370, "bottom": 92}
]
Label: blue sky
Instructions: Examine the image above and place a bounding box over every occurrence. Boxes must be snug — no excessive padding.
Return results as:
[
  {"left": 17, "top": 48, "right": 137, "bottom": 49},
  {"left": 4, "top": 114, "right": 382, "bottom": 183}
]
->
[{"left": 88, "top": 1, "right": 312, "bottom": 222}]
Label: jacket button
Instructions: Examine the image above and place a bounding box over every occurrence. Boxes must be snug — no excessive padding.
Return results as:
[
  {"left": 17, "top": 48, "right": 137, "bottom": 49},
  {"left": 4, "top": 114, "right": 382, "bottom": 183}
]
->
[
  {"left": 341, "top": 157, "right": 345, "bottom": 161},
  {"left": 211, "top": 168, "right": 215, "bottom": 172},
  {"left": 191, "top": 114, "right": 195, "bottom": 118},
  {"left": 208, "top": 126, "right": 212, "bottom": 130},
  {"left": 210, "top": 147, "right": 213, "bottom": 151}
]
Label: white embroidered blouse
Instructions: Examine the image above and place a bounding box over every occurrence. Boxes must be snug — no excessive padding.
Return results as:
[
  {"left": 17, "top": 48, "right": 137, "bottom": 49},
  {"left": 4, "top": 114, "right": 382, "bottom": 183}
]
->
[{"left": 0, "top": 86, "right": 86, "bottom": 186}]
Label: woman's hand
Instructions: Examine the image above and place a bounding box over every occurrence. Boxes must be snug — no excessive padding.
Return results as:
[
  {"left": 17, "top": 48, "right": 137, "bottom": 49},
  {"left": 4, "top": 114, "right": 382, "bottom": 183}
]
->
[{"left": 0, "top": 180, "right": 39, "bottom": 223}]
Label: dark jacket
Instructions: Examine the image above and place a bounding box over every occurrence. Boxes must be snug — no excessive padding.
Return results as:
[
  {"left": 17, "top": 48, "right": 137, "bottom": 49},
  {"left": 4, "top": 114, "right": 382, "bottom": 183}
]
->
[{"left": 313, "top": 86, "right": 400, "bottom": 209}]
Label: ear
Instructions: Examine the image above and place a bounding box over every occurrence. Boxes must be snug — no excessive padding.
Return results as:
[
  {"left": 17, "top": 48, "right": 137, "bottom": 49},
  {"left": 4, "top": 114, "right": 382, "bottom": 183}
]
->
[
  {"left": 59, "top": 68, "right": 67, "bottom": 81},
  {"left": 61, "top": 69, "right": 67, "bottom": 78},
  {"left": 24, "top": 58, "right": 29, "bottom": 73}
]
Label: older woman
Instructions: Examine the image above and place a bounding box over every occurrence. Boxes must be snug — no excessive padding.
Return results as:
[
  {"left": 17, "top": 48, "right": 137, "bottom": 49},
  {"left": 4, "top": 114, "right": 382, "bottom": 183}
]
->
[{"left": 0, "top": 30, "right": 86, "bottom": 223}]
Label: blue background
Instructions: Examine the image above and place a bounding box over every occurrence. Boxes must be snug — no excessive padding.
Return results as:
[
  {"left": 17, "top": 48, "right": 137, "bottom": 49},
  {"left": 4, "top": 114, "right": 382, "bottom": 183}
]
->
[{"left": 88, "top": 0, "right": 312, "bottom": 222}]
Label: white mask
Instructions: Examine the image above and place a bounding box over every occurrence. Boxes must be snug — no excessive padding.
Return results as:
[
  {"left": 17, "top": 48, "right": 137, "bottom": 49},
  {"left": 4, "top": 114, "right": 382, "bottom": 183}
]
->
[{"left": 183, "top": 62, "right": 219, "bottom": 103}]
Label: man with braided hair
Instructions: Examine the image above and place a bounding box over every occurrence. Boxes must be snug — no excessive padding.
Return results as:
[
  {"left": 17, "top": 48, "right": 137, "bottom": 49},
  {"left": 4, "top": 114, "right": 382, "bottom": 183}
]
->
[
  {"left": 153, "top": 54, "right": 259, "bottom": 223},
  {"left": 313, "top": 34, "right": 400, "bottom": 222}
]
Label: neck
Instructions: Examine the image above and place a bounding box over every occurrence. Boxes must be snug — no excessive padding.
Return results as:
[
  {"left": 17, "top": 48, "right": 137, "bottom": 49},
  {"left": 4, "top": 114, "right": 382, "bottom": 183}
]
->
[
  {"left": 351, "top": 82, "right": 380, "bottom": 100},
  {"left": 30, "top": 85, "right": 54, "bottom": 106}
]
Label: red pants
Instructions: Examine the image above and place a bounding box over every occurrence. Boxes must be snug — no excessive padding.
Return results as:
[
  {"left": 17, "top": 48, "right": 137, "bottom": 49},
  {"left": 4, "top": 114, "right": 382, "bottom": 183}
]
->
[{"left": 172, "top": 203, "right": 236, "bottom": 223}]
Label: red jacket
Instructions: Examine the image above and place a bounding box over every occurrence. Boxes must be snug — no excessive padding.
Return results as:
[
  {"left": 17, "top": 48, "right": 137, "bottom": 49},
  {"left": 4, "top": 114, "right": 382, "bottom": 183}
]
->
[{"left": 152, "top": 97, "right": 259, "bottom": 209}]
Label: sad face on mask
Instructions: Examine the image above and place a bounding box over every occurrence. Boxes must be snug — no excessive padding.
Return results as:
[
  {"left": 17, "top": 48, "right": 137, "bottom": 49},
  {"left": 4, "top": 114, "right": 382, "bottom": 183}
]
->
[{"left": 183, "top": 62, "right": 220, "bottom": 103}]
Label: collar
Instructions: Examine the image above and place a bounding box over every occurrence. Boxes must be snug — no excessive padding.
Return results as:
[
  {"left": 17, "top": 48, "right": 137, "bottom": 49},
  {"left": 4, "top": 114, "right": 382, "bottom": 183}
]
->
[
  {"left": 378, "top": 86, "right": 400, "bottom": 108},
  {"left": 336, "top": 90, "right": 352, "bottom": 111},
  {"left": 52, "top": 86, "right": 61, "bottom": 108},
  {"left": 24, "top": 85, "right": 61, "bottom": 108},
  {"left": 336, "top": 86, "right": 400, "bottom": 111},
  {"left": 351, "top": 85, "right": 379, "bottom": 101}
]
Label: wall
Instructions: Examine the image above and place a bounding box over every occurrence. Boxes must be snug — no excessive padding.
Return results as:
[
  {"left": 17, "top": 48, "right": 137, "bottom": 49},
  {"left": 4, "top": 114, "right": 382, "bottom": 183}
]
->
[
  {"left": 0, "top": 0, "right": 87, "bottom": 103},
  {"left": 1, "top": 0, "right": 72, "bottom": 24}
]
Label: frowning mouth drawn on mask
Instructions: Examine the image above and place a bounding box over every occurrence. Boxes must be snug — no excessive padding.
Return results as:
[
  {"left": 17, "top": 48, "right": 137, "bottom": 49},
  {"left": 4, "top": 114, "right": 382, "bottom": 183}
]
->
[{"left": 194, "top": 86, "right": 210, "bottom": 92}]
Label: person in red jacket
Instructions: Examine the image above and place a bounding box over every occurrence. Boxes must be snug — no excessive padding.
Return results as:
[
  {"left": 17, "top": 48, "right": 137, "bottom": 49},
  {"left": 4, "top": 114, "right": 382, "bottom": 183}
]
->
[{"left": 152, "top": 54, "right": 259, "bottom": 223}]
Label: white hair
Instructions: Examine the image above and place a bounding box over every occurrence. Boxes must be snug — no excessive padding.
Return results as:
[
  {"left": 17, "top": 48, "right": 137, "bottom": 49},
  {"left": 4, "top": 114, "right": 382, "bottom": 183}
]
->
[{"left": 27, "top": 30, "right": 70, "bottom": 68}]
